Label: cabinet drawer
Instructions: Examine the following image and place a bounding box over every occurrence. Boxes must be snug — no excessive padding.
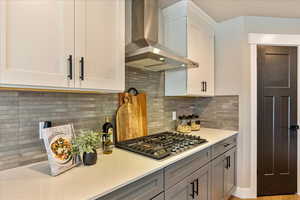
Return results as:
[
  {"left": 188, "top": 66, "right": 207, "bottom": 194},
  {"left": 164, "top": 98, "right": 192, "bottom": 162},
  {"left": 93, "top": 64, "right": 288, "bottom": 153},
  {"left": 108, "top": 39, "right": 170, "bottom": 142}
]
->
[
  {"left": 97, "top": 170, "right": 163, "bottom": 200},
  {"left": 212, "top": 135, "right": 237, "bottom": 159},
  {"left": 164, "top": 148, "right": 210, "bottom": 190}
]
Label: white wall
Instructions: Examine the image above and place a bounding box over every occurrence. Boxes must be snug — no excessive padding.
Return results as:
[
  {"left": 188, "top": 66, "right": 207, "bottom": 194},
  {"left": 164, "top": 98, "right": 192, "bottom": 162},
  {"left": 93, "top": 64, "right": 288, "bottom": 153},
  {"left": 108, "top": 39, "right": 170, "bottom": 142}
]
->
[
  {"left": 215, "top": 17, "right": 243, "bottom": 96},
  {"left": 215, "top": 17, "right": 251, "bottom": 190},
  {"left": 245, "top": 16, "right": 300, "bottom": 34},
  {"left": 215, "top": 16, "right": 300, "bottom": 190}
]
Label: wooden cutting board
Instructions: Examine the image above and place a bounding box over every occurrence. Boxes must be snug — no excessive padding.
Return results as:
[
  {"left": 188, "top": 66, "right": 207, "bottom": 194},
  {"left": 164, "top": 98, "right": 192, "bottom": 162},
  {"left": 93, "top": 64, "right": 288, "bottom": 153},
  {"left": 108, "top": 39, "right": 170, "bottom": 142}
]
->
[{"left": 116, "top": 92, "right": 148, "bottom": 142}]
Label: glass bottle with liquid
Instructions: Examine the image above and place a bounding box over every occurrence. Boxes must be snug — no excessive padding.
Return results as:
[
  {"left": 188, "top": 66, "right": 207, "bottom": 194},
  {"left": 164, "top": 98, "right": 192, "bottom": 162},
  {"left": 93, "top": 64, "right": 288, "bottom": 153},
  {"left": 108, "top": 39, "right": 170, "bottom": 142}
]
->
[{"left": 102, "top": 117, "right": 114, "bottom": 154}]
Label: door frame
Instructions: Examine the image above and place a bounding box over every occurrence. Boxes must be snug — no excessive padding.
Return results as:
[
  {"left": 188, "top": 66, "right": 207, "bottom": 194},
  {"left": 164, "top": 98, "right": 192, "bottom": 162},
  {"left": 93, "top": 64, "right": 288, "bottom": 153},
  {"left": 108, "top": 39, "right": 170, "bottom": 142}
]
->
[{"left": 248, "top": 33, "right": 300, "bottom": 198}]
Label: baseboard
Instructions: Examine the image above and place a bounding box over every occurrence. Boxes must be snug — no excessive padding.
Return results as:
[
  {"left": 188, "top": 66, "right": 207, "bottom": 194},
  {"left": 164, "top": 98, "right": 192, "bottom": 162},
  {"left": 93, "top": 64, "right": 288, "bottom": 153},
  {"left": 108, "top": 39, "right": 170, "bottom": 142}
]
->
[{"left": 233, "top": 187, "right": 257, "bottom": 199}]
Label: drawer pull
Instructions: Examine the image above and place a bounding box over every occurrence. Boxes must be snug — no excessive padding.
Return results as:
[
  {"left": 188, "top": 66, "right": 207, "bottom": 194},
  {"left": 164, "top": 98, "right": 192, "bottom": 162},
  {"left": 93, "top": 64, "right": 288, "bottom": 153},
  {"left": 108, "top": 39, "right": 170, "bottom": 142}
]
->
[
  {"left": 79, "top": 57, "right": 84, "bottom": 81},
  {"left": 201, "top": 81, "right": 205, "bottom": 92},
  {"left": 67, "top": 55, "right": 73, "bottom": 80},
  {"left": 224, "top": 143, "right": 230, "bottom": 147},
  {"left": 226, "top": 156, "right": 228, "bottom": 169},
  {"left": 190, "top": 181, "right": 195, "bottom": 199},
  {"left": 225, "top": 156, "right": 231, "bottom": 169},
  {"left": 195, "top": 178, "right": 199, "bottom": 196}
]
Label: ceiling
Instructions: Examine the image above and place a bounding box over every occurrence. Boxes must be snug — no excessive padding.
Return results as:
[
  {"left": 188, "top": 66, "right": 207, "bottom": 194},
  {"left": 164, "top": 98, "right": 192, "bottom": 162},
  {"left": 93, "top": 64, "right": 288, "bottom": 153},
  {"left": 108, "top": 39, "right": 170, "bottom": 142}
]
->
[{"left": 160, "top": 0, "right": 300, "bottom": 22}]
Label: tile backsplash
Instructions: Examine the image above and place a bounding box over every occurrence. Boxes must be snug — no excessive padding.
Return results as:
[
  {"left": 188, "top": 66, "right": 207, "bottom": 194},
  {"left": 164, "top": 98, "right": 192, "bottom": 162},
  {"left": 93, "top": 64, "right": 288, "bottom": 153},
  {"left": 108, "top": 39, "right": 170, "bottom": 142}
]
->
[{"left": 0, "top": 67, "right": 238, "bottom": 171}]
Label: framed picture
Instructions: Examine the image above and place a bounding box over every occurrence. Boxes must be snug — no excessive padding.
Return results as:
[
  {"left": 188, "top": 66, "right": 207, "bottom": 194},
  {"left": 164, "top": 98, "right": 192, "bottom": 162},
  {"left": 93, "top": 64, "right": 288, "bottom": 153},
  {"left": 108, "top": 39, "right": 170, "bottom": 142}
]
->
[{"left": 42, "top": 124, "right": 80, "bottom": 176}]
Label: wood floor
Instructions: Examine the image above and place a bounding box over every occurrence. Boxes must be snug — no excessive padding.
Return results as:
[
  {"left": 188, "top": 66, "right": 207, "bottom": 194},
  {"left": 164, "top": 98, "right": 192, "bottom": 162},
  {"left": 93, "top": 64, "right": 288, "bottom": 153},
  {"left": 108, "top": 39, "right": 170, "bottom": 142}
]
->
[{"left": 230, "top": 195, "right": 300, "bottom": 200}]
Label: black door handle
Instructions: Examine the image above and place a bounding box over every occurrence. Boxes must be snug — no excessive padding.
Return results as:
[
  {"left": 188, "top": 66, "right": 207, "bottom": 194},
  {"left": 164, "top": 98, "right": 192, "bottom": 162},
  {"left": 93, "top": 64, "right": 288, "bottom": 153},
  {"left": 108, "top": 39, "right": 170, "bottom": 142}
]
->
[
  {"left": 290, "top": 125, "right": 299, "bottom": 130},
  {"left": 190, "top": 181, "right": 195, "bottom": 199},
  {"left": 80, "top": 57, "right": 84, "bottom": 81},
  {"left": 67, "top": 55, "right": 73, "bottom": 80}
]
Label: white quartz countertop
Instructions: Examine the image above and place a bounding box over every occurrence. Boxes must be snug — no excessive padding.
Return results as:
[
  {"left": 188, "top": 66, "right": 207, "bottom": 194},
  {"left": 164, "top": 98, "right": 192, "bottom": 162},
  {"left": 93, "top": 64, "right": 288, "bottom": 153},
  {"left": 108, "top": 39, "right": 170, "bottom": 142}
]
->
[{"left": 0, "top": 128, "right": 238, "bottom": 200}]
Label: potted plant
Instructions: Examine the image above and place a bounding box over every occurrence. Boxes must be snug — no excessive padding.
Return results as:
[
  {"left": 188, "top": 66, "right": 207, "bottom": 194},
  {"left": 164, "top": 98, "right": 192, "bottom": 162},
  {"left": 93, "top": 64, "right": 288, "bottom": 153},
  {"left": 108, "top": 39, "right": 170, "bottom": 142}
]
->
[{"left": 71, "top": 130, "right": 101, "bottom": 166}]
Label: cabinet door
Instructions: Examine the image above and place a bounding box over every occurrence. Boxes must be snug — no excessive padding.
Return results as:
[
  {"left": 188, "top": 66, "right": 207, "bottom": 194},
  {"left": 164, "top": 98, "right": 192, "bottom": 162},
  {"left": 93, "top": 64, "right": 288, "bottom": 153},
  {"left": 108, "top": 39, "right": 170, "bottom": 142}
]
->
[
  {"left": 75, "top": 0, "right": 125, "bottom": 92},
  {"left": 165, "top": 175, "right": 194, "bottom": 200},
  {"left": 0, "top": 0, "right": 74, "bottom": 88},
  {"left": 224, "top": 148, "right": 237, "bottom": 200},
  {"left": 163, "top": 1, "right": 215, "bottom": 97},
  {"left": 164, "top": 16, "right": 187, "bottom": 57},
  {"left": 187, "top": 18, "right": 214, "bottom": 96},
  {"left": 211, "top": 154, "right": 225, "bottom": 200},
  {"left": 194, "top": 164, "right": 211, "bottom": 200}
]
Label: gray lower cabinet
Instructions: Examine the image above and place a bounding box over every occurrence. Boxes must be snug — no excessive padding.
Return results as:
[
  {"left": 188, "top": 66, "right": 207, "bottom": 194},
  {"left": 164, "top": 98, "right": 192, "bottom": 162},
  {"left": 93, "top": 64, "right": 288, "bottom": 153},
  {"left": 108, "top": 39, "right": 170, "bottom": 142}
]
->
[
  {"left": 211, "top": 147, "right": 237, "bottom": 200},
  {"left": 97, "top": 135, "right": 237, "bottom": 200},
  {"left": 165, "top": 163, "right": 210, "bottom": 200},
  {"left": 97, "top": 170, "right": 163, "bottom": 200}
]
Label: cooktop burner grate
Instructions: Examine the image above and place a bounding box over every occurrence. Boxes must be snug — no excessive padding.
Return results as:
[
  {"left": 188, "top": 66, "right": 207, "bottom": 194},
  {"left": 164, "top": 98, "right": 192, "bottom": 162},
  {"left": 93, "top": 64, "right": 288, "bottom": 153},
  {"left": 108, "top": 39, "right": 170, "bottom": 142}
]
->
[{"left": 115, "top": 132, "right": 208, "bottom": 160}]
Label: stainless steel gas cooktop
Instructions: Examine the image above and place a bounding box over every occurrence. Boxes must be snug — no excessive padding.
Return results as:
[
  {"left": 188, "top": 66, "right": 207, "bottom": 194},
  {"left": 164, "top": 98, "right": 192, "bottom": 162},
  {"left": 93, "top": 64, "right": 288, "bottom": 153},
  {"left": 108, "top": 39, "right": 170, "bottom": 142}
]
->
[{"left": 115, "top": 132, "right": 208, "bottom": 160}]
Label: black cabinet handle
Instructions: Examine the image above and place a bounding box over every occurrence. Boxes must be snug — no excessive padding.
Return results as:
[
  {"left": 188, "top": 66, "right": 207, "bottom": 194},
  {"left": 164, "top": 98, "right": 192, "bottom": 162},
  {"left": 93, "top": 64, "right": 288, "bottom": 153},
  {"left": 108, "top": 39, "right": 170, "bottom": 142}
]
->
[
  {"left": 229, "top": 156, "right": 231, "bottom": 168},
  {"left": 80, "top": 57, "right": 84, "bottom": 81},
  {"left": 195, "top": 179, "right": 199, "bottom": 196},
  {"left": 204, "top": 81, "right": 207, "bottom": 92},
  {"left": 201, "top": 81, "right": 205, "bottom": 92},
  {"left": 190, "top": 181, "right": 195, "bottom": 199},
  {"left": 226, "top": 156, "right": 230, "bottom": 169},
  {"left": 225, "top": 156, "right": 228, "bottom": 169},
  {"left": 67, "top": 55, "right": 73, "bottom": 80},
  {"left": 224, "top": 143, "right": 230, "bottom": 147}
]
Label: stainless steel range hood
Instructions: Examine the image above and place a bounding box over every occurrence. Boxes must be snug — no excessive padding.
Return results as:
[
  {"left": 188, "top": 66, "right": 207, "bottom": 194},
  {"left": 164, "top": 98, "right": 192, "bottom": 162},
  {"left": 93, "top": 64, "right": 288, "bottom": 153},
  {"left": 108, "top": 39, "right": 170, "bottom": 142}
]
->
[{"left": 125, "top": 0, "right": 199, "bottom": 72}]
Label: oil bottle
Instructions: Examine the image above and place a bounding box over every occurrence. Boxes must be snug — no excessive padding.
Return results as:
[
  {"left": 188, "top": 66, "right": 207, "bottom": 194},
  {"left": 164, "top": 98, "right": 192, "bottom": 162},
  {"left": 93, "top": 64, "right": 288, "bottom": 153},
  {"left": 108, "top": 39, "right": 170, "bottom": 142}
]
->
[{"left": 102, "top": 117, "right": 113, "bottom": 154}]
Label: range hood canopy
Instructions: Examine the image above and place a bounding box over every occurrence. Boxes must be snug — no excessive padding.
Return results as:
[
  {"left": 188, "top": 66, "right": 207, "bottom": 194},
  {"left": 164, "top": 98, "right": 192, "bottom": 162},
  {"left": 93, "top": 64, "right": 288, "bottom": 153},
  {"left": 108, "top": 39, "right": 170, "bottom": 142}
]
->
[{"left": 125, "top": 0, "right": 199, "bottom": 72}]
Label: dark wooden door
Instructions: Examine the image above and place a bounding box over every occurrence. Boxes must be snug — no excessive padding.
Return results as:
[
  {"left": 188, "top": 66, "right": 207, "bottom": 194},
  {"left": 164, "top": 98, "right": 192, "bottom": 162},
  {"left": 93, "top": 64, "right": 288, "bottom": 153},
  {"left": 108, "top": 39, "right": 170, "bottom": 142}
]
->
[{"left": 257, "top": 45, "right": 298, "bottom": 196}]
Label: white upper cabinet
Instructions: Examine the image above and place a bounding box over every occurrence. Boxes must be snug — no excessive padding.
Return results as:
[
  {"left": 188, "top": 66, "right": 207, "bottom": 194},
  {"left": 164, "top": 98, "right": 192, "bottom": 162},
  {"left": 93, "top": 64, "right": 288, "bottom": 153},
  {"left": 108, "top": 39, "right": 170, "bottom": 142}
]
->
[
  {"left": 0, "top": 0, "right": 125, "bottom": 92},
  {"left": 0, "top": 0, "right": 75, "bottom": 88},
  {"left": 163, "top": 0, "right": 215, "bottom": 97},
  {"left": 75, "top": 0, "right": 125, "bottom": 92}
]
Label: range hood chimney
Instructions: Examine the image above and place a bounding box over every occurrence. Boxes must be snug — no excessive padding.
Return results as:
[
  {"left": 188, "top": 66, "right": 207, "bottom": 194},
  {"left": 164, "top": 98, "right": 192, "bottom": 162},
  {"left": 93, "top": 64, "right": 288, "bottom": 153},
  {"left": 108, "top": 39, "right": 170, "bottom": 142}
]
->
[{"left": 125, "top": 0, "right": 199, "bottom": 72}]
